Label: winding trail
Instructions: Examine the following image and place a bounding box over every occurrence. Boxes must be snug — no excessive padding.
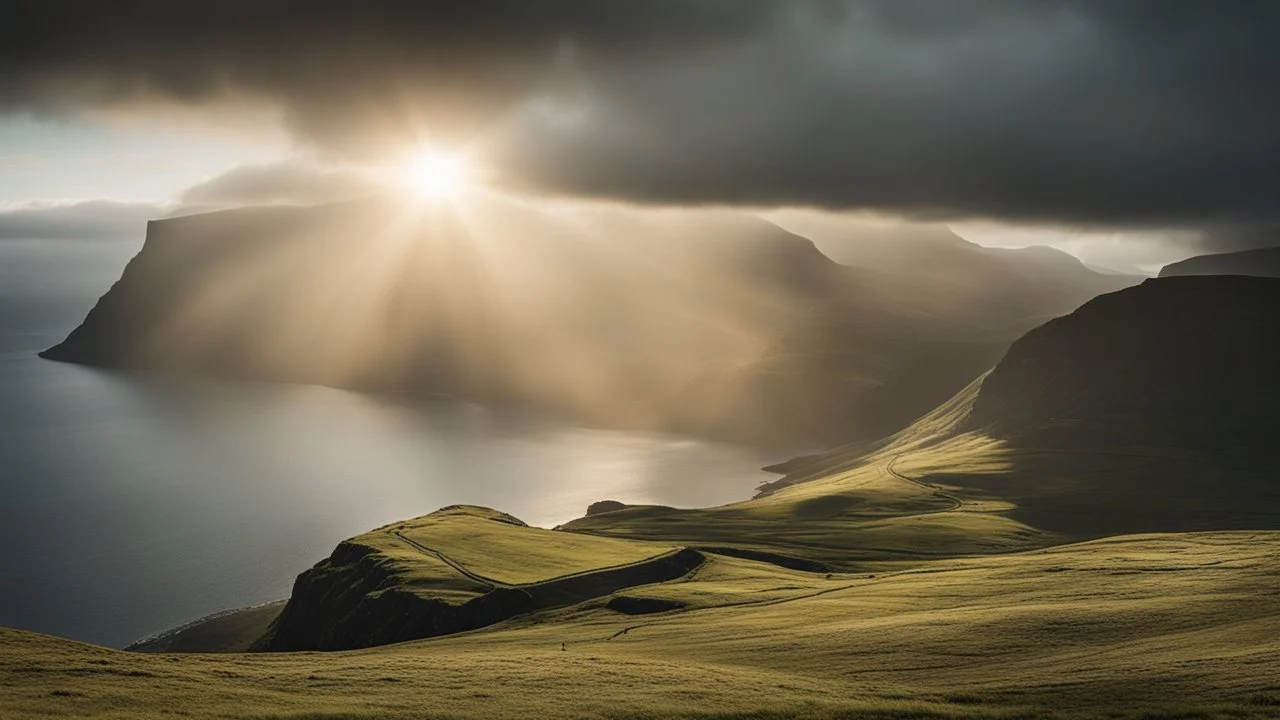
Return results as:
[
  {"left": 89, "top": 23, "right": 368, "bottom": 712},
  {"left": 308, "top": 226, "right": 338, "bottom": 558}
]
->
[
  {"left": 392, "top": 531, "right": 504, "bottom": 589},
  {"left": 885, "top": 454, "right": 964, "bottom": 513},
  {"left": 392, "top": 530, "right": 691, "bottom": 590}
]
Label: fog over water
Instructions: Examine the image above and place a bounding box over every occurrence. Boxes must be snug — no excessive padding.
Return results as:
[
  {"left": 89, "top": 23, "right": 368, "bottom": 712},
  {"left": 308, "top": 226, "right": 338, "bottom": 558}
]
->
[{"left": 0, "top": 239, "right": 782, "bottom": 647}]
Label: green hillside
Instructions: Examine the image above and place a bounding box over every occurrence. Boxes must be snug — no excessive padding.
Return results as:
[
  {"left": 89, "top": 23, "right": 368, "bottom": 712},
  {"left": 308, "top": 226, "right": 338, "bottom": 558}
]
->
[{"left": 4, "top": 531, "right": 1279, "bottom": 719}]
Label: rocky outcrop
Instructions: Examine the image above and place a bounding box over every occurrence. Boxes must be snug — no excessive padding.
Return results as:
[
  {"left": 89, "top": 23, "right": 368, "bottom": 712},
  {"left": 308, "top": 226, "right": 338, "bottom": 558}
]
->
[
  {"left": 255, "top": 541, "right": 532, "bottom": 651},
  {"left": 257, "top": 539, "right": 705, "bottom": 652},
  {"left": 586, "top": 500, "right": 628, "bottom": 516}
]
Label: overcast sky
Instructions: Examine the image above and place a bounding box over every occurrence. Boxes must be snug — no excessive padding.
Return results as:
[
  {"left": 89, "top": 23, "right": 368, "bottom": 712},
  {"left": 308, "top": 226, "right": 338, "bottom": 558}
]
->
[{"left": 3, "top": 1, "right": 1278, "bottom": 269}]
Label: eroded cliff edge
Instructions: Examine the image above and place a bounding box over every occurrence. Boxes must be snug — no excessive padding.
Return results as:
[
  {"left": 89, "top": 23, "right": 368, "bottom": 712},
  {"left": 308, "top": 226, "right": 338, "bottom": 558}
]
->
[{"left": 255, "top": 506, "right": 705, "bottom": 651}]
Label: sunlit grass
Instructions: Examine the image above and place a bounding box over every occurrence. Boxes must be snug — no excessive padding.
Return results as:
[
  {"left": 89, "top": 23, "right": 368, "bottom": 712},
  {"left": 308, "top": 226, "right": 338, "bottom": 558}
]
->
[
  {"left": 5, "top": 530, "right": 1280, "bottom": 719},
  {"left": 389, "top": 506, "right": 676, "bottom": 585}
]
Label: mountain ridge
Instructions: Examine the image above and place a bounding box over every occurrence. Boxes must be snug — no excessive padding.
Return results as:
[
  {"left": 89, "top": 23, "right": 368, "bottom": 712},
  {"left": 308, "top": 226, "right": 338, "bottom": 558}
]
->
[{"left": 1159, "top": 246, "right": 1280, "bottom": 279}]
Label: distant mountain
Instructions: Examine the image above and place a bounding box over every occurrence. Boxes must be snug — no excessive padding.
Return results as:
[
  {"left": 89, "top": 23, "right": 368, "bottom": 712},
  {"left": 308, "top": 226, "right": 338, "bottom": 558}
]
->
[
  {"left": 41, "top": 197, "right": 1134, "bottom": 447},
  {"left": 771, "top": 214, "right": 1141, "bottom": 331},
  {"left": 38, "top": 196, "right": 986, "bottom": 445},
  {"left": 669, "top": 216, "right": 1145, "bottom": 441},
  {"left": 1158, "top": 246, "right": 1280, "bottom": 278}
]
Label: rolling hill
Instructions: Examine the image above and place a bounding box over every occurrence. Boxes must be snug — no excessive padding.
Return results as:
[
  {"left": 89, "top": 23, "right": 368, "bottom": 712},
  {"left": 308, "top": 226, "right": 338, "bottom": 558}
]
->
[{"left": 4, "top": 530, "right": 1279, "bottom": 719}]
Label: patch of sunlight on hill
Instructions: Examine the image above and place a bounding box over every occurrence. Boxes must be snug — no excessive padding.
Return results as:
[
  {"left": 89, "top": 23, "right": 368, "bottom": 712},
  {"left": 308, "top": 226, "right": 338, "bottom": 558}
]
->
[{"left": 390, "top": 507, "right": 677, "bottom": 585}]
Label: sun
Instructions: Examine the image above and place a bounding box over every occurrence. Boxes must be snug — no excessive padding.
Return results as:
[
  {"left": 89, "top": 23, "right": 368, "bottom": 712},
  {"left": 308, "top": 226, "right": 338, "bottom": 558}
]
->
[{"left": 403, "top": 149, "right": 470, "bottom": 199}]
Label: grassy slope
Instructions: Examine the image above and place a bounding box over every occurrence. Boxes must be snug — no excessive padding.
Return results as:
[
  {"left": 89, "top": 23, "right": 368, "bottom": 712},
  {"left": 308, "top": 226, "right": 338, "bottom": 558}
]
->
[
  {"left": 4, "top": 532, "right": 1280, "bottom": 719},
  {"left": 252, "top": 506, "right": 696, "bottom": 651},
  {"left": 564, "top": 376, "right": 1051, "bottom": 569},
  {"left": 308, "top": 504, "right": 682, "bottom": 601},
  {"left": 392, "top": 507, "right": 677, "bottom": 585}
]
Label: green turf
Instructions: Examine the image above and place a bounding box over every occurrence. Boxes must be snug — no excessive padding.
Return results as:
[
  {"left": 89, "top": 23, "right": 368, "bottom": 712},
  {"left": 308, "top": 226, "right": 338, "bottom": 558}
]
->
[
  {"left": 391, "top": 506, "right": 677, "bottom": 585},
  {"left": 4, "top": 532, "right": 1279, "bottom": 719}
]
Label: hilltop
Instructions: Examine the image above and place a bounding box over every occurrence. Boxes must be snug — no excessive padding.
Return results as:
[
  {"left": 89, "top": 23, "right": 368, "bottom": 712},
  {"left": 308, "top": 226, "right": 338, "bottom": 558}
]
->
[{"left": 1159, "top": 246, "right": 1280, "bottom": 278}]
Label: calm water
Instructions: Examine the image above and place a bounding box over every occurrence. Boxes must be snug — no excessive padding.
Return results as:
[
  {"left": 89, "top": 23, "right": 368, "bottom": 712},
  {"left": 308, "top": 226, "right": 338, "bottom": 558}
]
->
[{"left": 0, "top": 238, "right": 783, "bottom": 648}]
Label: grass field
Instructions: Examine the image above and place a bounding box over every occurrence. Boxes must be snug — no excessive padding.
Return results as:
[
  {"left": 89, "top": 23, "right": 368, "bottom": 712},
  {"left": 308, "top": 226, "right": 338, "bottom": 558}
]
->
[
  {"left": 4, "top": 531, "right": 1279, "bottom": 719},
  {"left": 391, "top": 506, "right": 678, "bottom": 585}
]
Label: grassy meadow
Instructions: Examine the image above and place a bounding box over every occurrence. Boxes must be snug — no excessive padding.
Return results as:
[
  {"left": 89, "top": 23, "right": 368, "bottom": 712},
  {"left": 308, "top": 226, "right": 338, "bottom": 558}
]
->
[{"left": 4, "top": 531, "right": 1279, "bottom": 719}]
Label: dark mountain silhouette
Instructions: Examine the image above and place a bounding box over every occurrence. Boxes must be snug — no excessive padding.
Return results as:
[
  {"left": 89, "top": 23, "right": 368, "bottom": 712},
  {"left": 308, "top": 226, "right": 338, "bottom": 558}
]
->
[
  {"left": 955, "top": 276, "right": 1280, "bottom": 535},
  {"left": 764, "top": 276, "right": 1280, "bottom": 537},
  {"left": 42, "top": 196, "right": 1125, "bottom": 446},
  {"left": 1158, "top": 246, "right": 1280, "bottom": 279},
  {"left": 965, "top": 276, "right": 1280, "bottom": 452}
]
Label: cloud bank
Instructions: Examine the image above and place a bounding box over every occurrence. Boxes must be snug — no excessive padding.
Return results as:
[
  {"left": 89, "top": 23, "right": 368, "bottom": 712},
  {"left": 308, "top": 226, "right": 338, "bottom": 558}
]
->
[{"left": 3, "top": 1, "right": 1279, "bottom": 231}]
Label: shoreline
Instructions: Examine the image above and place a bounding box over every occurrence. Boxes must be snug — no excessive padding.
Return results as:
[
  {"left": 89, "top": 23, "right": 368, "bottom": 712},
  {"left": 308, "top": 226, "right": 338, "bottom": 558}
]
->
[{"left": 125, "top": 599, "right": 288, "bottom": 653}]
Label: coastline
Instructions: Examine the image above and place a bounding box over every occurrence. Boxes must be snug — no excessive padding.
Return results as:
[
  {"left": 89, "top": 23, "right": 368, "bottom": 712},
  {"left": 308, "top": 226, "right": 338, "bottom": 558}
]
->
[{"left": 126, "top": 599, "right": 288, "bottom": 653}]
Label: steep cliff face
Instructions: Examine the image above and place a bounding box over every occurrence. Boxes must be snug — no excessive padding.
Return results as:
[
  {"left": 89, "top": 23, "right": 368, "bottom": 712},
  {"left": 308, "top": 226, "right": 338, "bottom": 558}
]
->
[{"left": 257, "top": 541, "right": 536, "bottom": 651}]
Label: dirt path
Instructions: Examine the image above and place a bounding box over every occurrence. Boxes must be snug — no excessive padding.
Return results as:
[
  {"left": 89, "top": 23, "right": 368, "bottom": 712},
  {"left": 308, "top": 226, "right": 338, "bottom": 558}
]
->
[
  {"left": 392, "top": 530, "right": 686, "bottom": 590},
  {"left": 392, "top": 531, "right": 505, "bottom": 588},
  {"left": 885, "top": 454, "right": 964, "bottom": 513}
]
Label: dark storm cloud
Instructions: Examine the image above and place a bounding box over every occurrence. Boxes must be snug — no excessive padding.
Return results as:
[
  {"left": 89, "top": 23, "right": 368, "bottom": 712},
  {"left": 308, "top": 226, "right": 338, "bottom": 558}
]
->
[
  {"left": 1198, "top": 225, "right": 1280, "bottom": 253},
  {"left": 3, "top": 1, "right": 1280, "bottom": 226}
]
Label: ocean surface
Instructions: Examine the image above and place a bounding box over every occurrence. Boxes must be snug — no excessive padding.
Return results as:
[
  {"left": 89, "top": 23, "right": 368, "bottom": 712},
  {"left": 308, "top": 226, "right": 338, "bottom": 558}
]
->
[{"left": 0, "top": 238, "right": 785, "bottom": 648}]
